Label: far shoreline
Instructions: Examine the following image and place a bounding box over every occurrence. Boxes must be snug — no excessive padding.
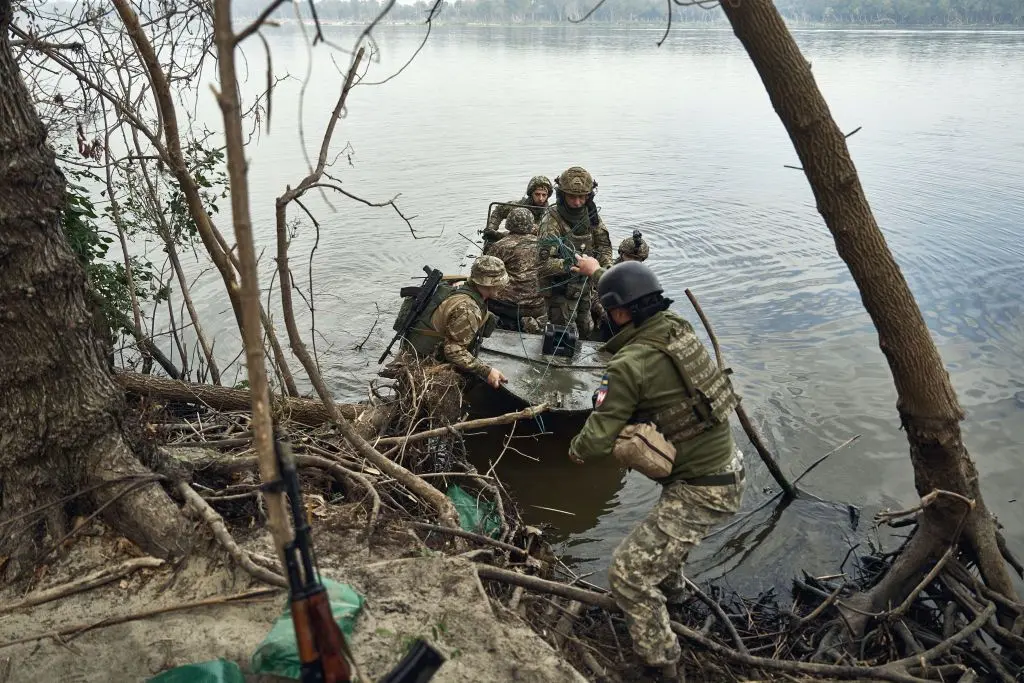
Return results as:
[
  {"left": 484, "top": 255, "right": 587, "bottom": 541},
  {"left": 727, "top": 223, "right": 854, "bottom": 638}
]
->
[{"left": 244, "top": 17, "right": 1024, "bottom": 31}]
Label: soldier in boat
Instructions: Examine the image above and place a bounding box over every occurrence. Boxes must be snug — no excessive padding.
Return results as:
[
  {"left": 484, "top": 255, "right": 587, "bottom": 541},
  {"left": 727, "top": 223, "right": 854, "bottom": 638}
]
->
[
  {"left": 482, "top": 175, "right": 553, "bottom": 253},
  {"left": 486, "top": 207, "right": 548, "bottom": 334}
]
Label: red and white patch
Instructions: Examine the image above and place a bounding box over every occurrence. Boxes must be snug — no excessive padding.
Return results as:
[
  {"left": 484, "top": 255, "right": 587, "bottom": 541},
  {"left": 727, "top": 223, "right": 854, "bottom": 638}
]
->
[{"left": 593, "top": 374, "right": 609, "bottom": 408}]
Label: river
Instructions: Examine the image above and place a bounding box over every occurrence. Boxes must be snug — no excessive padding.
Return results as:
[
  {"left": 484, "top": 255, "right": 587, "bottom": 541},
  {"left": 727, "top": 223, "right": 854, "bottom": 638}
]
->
[{"left": 175, "top": 24, "right": 1024, "bottom": 593}]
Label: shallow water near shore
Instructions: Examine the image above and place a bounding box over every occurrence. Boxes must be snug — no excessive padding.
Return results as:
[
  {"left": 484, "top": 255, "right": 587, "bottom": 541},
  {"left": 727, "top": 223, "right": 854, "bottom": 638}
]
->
[{"left": 168, "top": 24, "right": 1024, "bottom": 593}]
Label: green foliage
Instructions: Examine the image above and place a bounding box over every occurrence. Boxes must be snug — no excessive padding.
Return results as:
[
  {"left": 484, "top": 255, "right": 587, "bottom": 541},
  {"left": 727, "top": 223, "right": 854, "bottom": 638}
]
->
[
  {"left": 60, "top": 169, "right": 167, "bottom": 341},
  {"left": 59, "top": 138, "right": 228, "bottom": 347},
  {"left": 163, "top": 141, "right": 228, "bottom": 246},
  {"left": 116, "top": 139, "right": 228, "bottom": 250}
]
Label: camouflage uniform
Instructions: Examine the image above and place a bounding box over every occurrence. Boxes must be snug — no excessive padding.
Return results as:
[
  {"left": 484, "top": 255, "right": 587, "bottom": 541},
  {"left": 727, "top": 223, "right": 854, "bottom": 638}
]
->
[
  {"left": 488, "top": 208, "right": 547, "bottom": 333},
  {"left": 399, "top": 256, "right": 509, "bottom": 381},
  {"left": 483, "top": 175, "right": 552, "bottom": 252},
  {"left": 569, "top": 308, "right": 745, "bottom": 670},
  {"left": 538, "top": 167, "right": 613, "bottom": 338}
]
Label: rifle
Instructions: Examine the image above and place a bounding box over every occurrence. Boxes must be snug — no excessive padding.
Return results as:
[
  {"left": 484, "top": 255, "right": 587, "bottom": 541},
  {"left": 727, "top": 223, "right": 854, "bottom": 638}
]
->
[
  {"left": 378, "top": 265, "right": 444, "bottom": 365},
  {"left": 273, "top": 433, "right": 445, "bottom": 683}
]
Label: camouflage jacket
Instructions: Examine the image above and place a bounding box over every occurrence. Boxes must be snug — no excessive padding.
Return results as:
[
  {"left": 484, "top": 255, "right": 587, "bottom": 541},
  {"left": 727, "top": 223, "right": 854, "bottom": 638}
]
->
[
  {"left": 428, "top": 288, "right": 492, "bottom": 380},
  {"left": 489, "top": 233, "right": 544, "bottom": 310},
  {"left": 537, "top": 207, "right": 614, "bottom": 292},
  {"left": 486, "top": 197, "right": 547, "bottom": 233},
  {"left": 569, "top": 311, "right": 736, "bottom": 483}
]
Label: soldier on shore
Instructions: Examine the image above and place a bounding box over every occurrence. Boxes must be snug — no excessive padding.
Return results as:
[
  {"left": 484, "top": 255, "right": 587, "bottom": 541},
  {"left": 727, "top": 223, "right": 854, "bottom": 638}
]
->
[{"left": 567, "top": 261, "right": 746, "bottom": 682}]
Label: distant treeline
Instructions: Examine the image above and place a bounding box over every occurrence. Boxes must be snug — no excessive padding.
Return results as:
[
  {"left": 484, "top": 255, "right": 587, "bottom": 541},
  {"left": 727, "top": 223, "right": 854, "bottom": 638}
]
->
[{"left": 234, "top": 0, "right": 1024, "bottom": 26}]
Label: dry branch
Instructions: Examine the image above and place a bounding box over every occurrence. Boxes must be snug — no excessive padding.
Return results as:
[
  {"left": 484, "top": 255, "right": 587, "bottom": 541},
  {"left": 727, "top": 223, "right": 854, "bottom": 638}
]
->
[
  {"left": 0, "top": 556, "right": 164, "bottom": 615},
  {"left": 269, "top": 45, "right": 460, "bottom": 530},
  {"left": 410, "top": 521, "right": 529, "bottom": 557},
  {"left": 684, "top": 288, "right": 797, "bottom": 499},
  {"left": 185, "top": 451, "right": 379, "bottom": 529},
  {"left": 373, "top": 403, "right": 548, "bottom": 447},
  {"left": 475, "top": 564, "right": 996, "bottom": 683}
]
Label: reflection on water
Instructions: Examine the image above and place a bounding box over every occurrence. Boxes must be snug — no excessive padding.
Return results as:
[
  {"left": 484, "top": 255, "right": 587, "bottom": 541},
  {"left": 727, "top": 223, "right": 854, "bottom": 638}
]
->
[{"left": 169, "top": 25, "right": 1024, "bottom": 590}]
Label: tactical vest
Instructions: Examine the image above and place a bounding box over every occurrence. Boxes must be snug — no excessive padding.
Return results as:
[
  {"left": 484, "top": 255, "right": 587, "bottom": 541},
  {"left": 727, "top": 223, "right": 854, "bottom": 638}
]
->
[
  {"left": 542, "top": 210, "right": 596, "bottom": 294},
  {"left": 394, "top": 283, "right": 488, "bottom": 360},
  {"left": 640, "top": 319, "right": 740, "bottom": 444}
]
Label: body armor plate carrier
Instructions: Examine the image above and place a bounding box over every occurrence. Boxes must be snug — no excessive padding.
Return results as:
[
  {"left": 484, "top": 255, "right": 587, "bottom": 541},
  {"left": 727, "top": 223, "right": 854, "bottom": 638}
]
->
[
  {"left": 394, "top": 283, "right": 489, "bottom": 360},
  {"left": 638, "top": 318, "right": 740, "bottom": 443}
]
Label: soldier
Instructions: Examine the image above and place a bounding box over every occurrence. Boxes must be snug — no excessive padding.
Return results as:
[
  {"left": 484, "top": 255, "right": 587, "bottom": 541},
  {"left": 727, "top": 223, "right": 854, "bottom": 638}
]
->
[
  {"left": 615, "top": 229, "right": 650, "bottom": 264},
  {"left": 482, "top": 175, "right": 553, "bottom": 252},
  {"left": 397, "top": 255, "right": 510, "bottom": 389},
  {"left": 567, "top": 261, "right": 746, "bottom": 682},
  {"left": 537, "top": 166, "right": 613, "bottom": 338},
  {"left": 487, "top": 207, "right": 548, "bottom": 333},
  {"left": 591, "top": 229, "right": 650, "bottom": 339}
]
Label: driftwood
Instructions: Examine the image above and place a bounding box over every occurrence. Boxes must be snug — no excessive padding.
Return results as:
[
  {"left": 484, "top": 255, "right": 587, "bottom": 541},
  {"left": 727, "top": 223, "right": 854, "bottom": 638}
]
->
[{"left": 115, "top": 370, "right": 361, "bottom": 425}]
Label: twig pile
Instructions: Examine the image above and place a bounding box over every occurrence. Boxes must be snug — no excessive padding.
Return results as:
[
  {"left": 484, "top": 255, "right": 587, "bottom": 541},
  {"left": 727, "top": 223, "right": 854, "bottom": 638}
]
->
[{"left": 133, "top": 386, "right": 1023, "bottom": 683}]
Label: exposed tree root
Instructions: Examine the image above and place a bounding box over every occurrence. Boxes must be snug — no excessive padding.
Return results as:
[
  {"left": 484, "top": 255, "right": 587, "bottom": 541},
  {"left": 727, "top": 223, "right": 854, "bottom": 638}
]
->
[{"left": 177, "top": 482, "right": 287, "bottom": 588}]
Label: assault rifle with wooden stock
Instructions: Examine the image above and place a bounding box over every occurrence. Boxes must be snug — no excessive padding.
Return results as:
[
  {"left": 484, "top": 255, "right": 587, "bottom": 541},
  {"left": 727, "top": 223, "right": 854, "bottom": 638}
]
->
[
  {"left": 273, "top": 434, "right": 444, "bottom": 683},
  {"left": 378, "top": 265, "right": 445, "bottom": 365}
]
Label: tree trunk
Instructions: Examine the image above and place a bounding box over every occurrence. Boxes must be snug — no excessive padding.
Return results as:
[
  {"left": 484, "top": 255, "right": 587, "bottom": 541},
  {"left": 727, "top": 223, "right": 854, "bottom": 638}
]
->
[
  {"left": 0, "top": 0, "right": 186, "bottom": 578},
  {"left": 717, "top": 0, "right": 1019, "bottom": 621}
]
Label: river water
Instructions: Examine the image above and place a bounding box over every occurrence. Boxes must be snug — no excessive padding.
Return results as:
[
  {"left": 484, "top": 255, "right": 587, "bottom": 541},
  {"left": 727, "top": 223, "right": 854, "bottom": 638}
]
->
[{"left": 176, "top": 24, "right": 1024, "bottom": 593}]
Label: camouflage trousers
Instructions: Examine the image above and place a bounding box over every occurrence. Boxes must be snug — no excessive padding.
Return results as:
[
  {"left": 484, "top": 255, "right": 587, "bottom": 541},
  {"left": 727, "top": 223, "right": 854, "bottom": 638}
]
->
[
  {"left": 548, "top": 282, "right": 593, "bottom": 339},
  {"left": 489, "top": 299, "right": 548, "bottom": 334},
  {"left": 608, "top": 453, "right": 745, "bottom": 667}
]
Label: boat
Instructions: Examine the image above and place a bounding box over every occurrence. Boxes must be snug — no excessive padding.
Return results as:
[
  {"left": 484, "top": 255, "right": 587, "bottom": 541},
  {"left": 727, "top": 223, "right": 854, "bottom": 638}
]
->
[{"left": 454, "top": 237, "right": 611, "bottom": 417}]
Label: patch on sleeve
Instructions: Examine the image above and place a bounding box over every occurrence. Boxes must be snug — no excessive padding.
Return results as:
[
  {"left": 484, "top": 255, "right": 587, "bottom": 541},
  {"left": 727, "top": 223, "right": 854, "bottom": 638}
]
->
[{"left": 593, "top": 373, "right": 609, "bottom": 408}]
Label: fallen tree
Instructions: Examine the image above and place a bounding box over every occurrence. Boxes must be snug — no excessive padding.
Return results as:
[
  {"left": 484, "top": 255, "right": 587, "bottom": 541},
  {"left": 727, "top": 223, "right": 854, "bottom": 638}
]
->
[{"left": 115, "top": 370, "right": 361, "bottom": 425}]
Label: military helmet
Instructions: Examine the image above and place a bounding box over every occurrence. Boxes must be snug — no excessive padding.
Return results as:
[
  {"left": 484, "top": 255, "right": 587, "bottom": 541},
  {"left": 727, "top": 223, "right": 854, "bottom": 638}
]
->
[
  {"left": 527, "top": 175, "right": 553, "bottom": 196},
  {"left": 618, "top": 232, "right": 650, "bottom": 261},
  {"left": 506, "top": 207, "right": 534, "bottom": 235},
  {"left": 597, "top": 261, "right": 663, "bottom": 310},
  {"left": 469, "top": 254, "right": 509, "bottom": 288},
  {"left": 555, "top": 166, "right": 594, "bottom": 196}
]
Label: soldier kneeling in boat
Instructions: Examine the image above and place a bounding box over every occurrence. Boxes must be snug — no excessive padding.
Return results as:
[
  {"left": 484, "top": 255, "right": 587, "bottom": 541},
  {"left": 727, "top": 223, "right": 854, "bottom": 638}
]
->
[
  {"left": 395, "top": 255, "right": 510, "bottom": 390},
  {"left": 485, "top": 207, "right": 548, "bottom": 334},
  {"left": 567, "top": 261, "right": 746, "bottom": 682}
]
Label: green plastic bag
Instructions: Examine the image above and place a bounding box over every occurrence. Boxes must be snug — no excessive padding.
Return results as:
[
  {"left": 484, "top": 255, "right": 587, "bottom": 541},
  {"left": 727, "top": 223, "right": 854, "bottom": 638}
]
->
[
  {"left": 148, "top": 658, "right": 244, "bottom": 683},
  {"left": 250, "top": 578, "right": 364, "bottom": 679},
  {"left": 446, "top": 484, "right": 501, "bottom": 539}
]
